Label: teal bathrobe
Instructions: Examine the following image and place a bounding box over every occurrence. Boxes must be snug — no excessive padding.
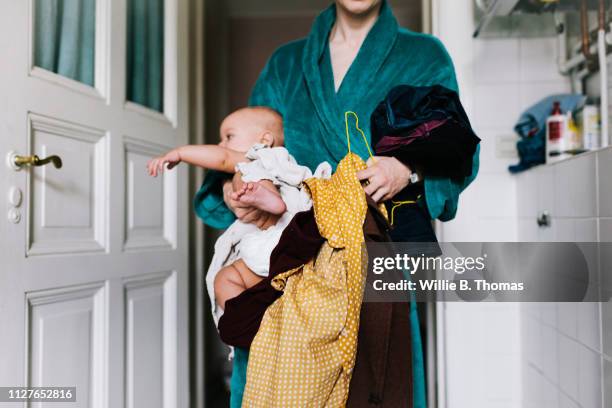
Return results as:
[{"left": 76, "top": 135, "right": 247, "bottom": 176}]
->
[{"left": 196, "top": 2, "right": 479, "bottom": 407}]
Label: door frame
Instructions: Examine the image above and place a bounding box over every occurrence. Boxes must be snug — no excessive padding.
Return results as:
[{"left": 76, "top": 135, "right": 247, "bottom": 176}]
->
[{"left": 187, "top": 0, "right": 206, "bottom": 407}]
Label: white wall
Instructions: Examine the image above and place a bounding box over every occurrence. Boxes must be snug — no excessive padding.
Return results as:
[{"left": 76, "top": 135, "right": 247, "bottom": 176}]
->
[
  {"left": 433, "top": 0, "right": 572, "bottom": 407},
  {"left": 516, "top": 146, "right": 611, "bottom": 408}
]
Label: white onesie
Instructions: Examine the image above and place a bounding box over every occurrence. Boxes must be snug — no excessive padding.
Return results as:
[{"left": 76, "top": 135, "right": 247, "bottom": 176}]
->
[{"left": 205, "top": 143, "right": 331, "bottom": 325}]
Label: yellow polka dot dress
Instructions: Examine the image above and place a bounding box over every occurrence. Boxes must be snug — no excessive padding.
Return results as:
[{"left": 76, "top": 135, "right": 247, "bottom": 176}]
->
[{"left": 242, "top": 153, "right": 387, "bottom": 407}]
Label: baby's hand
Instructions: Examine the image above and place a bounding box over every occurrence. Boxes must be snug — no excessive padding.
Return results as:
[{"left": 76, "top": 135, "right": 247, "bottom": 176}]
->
[{"left": 147, "top": 149, "right": 181, "bottom": 177}]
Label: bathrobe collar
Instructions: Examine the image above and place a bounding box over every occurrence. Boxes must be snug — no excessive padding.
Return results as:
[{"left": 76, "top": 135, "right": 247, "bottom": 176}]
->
[{"left": 302, "top": 0, "right": 399, "bottom": 164}]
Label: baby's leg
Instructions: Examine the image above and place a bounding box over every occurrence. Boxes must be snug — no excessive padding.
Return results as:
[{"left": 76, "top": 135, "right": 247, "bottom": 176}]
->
[
  {"left": 234, "top": 180, "right": 287, "bottom": 215},
  {"left": 214, "top": 259, "right": 264, "bottom": 310}
]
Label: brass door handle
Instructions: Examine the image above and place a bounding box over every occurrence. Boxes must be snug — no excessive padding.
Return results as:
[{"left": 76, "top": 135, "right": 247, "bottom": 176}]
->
[{"left": 8, "top": 152, "right": 63, "bottom": 170}]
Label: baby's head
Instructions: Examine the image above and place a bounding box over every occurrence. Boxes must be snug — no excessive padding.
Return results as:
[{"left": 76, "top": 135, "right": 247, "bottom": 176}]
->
[{"left": 219, "top": 107, "right": 284, "bottom": 152}]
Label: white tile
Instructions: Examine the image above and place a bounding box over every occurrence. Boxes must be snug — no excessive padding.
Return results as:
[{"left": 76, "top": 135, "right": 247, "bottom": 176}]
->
[
  {"left": 541, "top": 324, "right": 559, "bottom": 384},
  {"left": 557, "top": 302, "right": 578, "bottom": 338},
  {"left": 473, "top": 84, "right": 521, "bottom": 129},
  {"left": 602, "top": 301, "right": 612, "bottom": 359},
  {"left": 517, "top": 168, "right": 539, "bottom": 218},
  {"left": 578, "top": 346, "right": 603, "bottom": 408},
  {"left": 599, "top": 221, "right": 612, "bottom": 316},
  {"left": 537, "top": 164, "right": 556, "bottom": 217},
  {"left": 469, "top": 174, "right": 517, "bottom": 217},
  {"left": 554, "top": 155, "right": 597, "bottom": 218},
  {"left": 598, "top": 148, "right": 612, "bottom": 217},
  {"left": 523, "top": 302, "right": 542, "bottom": 321},
  {"left": 525, "top": 315, "right": 542, "bottom": 367},
  {"left": 601, "top": 219, "right": 612, "bottom": 242},
  {"left": 477, "top": 217, "right": 518, "bottom": 241},
  {"left": 523, "top": 366, "right": 559, "bottom": 408},
  {"left": 575, "top": 219, "right": 598, "bottom": 242},
  {"left": 577, "top": 302, "right": 601, "bottom": 352},
  {"left": 559, "top": 392, "right": 580, "bottom": 408},
  {"left": 485, "top": 354, "right": 521, "bottom": 401},
  {"left": 439, "top": 215, "right": 474, "bottom": 241},
  {"left": 522, "top": 365, "right": 542, "bottom": 408},
  {"left": 540, "top": 376, "right": 560, "bottom": 408},
  {"left": 604, "top": 358, "right": 612, "bottom": 408},
  {"left": 558, "top": 336, "right": 580, "bottom": 401},
  {"left": 553, "top": 160, "right": 574, "bottom": 218},
  {"left": 571, "top": 154, "right": 598, "bottom": 218},
  {"left": 473, "top": 38, "right": 520, "bottom": 84},
  {"left": 554, "top": 218, "right": 575, "bottom": 242},
  {"left": 476, "top": 129, "right": 518, "bottom": 174},
  {"left": 541, "top": 302, "right": 557, "bottom": 328},
  {"left": 519, "top": 37, "right": 567, "bottom": 82},
  {"left": 538, "top": 218, "right": 557, "bottom": 241},
  {"left": 451, "top": 172, "right": 517, "bottom": 220},
  {"left": 484, "top": 305, "right": 520, "bottom": 353},
  {"left": 519, "top": 218, "right": 539, "bottom": 241},
  {"left": 519, "top": 81, "right": 572, "bottom": 112}
]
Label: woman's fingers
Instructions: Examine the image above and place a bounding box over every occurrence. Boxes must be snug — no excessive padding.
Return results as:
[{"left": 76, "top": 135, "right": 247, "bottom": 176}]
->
[
  {"left": 371, "top": 185, "right": 389, "bottom": 203},
  {"left": 234, "top": 204, "right": 255, "bottom": 218},
  {"left": 356, "top": 166, "right": 376, "bottom": 181},
  {"left": 363, "top": 174, "right": 379, "bottom": 196},
  {"left": 254, "top": 212, "right": 269, "bottom": 229},
  {"left": 240, "top": 208, "right": 263, "bottom": 224},
  {"left": 370, "top": 191, "right": 382, "bottom": 203},
  {"left": 365, "top": 156, "right": 379, "bottom": 167},
  {"left": 366, "top": 176, "right": 389, "bottom": 203}
]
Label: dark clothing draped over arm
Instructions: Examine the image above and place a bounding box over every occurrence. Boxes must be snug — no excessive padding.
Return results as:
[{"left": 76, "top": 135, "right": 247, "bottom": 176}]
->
[{"left": 370, "top": 84, "right": 481, "bottom": 182}]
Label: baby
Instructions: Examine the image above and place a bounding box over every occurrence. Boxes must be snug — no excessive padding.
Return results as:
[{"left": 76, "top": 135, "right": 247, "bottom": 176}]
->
[{"left": 147, "top": 107, "right": 330, "bottom": 324}]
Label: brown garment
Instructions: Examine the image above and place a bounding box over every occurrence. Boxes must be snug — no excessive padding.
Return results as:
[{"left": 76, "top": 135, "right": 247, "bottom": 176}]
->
[
  {"left": 347, "top": 301, "right": 412, "bottom": 408},
  {"left": 346, "top": 204, "right": 413, "bottom": 408}
]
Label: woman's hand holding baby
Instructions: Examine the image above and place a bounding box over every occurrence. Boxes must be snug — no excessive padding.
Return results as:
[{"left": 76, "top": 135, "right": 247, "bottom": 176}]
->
[
  {"left": 147, "top": 149, "right": 181, "bottom": 177},
  {"left": 357, "top": 156, "right": 412, "bottom": 203}
]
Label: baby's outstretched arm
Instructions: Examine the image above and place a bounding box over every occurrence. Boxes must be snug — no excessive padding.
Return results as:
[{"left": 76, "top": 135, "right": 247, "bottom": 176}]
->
[{"left": 147, "top": 145, "right": 246, "bottom": 177}]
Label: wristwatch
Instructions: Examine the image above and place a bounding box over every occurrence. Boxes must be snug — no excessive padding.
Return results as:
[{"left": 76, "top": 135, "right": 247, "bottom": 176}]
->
[{"left": 409, "top": 172, "right": 421, "bottom": 184}]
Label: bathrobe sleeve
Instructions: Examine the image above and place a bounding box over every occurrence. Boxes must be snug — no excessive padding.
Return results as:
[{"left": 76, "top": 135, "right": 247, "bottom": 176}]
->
[{"left": 399, "top": 34, "right": 480, "bottom": 221}]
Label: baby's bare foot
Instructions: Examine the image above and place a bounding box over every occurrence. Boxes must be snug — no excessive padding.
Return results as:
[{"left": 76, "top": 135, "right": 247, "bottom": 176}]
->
[
  {"left": 230, "top": 183, "right": 249, "bottom": 201},
  {"left": 238, "top": 182, "right": 286, "bottom": 215}
]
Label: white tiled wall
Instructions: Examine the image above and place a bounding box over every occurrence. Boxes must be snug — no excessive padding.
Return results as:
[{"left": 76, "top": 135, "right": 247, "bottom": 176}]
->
[
  {"left": 517, "top": 147, "right": 612, "bottom": 408},
  {"left": 432, "top": 1, "right": 594, "bottom": 407}
]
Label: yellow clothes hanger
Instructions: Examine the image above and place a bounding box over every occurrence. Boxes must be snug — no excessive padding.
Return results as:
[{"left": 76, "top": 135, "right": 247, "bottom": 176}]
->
[{"left": 343, "top": 111, "right": 420, "bottom": 226}]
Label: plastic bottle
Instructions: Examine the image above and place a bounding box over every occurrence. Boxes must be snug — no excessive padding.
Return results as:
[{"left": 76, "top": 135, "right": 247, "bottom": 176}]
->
[
  {"left": 565, "top": 111, "right": 582, "bottom": 154},
  {"left": 546, "top": 101, "right": 569, "bottom": 163},
  {"left": 580, "top": 104, "right": 601, "bottom": 151}
]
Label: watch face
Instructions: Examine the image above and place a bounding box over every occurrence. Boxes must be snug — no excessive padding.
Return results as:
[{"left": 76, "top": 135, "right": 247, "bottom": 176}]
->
[{"left": 410, "top": 173, "right": 420, "bottom": 184}]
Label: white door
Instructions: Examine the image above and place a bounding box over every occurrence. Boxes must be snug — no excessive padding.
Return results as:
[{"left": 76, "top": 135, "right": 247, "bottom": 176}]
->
[{"left": 0, "top": 0, "right": 189, "bottom": 407}]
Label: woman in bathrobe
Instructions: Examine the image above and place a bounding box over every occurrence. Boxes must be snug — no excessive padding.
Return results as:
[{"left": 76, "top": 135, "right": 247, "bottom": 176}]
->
[{"left": 195, "top": 1, "right": 480, "bottom": 406}]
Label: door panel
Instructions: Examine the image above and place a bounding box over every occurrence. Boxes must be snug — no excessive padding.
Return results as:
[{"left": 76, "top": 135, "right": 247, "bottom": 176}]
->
[
  {"left": 27, "top": 282, "right": 107, "bottom": 408},
  {"left": 123, "top": 138, "right": 177, "bottom": 251},
  {"left": 28, "top": 114, "right": 108, "bottom": 256},
  {"left": 124, "top": 272, "right": 177, "bottom": 408}
]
